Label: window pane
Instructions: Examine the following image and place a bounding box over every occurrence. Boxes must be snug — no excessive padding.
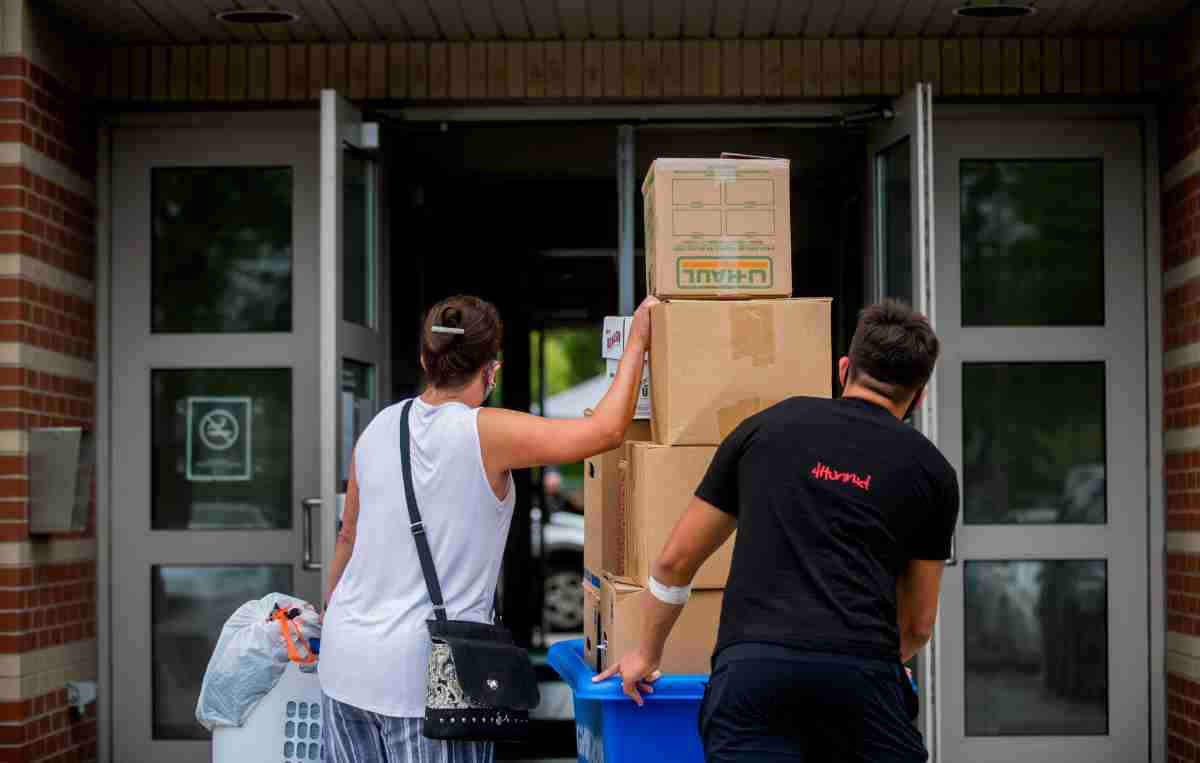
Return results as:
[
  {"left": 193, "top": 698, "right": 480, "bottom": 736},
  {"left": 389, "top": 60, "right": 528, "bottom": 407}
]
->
[
  {"left": 963, "top": 363, "right": 1105, "bottom": 525},
  {"left": 877, "top": 138, "right": 912, "bottom": 306},
  {"left": 152, "top": 565, "right": 292, "bottom": 739},
  {"left": 965, "top": 560, "right": 1108, "bottom": 736},
  {"left": 961, "top": 160, "right": 1103, "bottom": 326},
  {"left": 152, "top": 369, "right": 292, "bottom": 530},
  {"left": 152, "top": 167, "right": 293, "bottom": 333},
  {"left": 343, "top": 154, "right": 376, "bottom": 327},
  {"left": 340, "top": 360, "right": 376, "bottom": 488}
]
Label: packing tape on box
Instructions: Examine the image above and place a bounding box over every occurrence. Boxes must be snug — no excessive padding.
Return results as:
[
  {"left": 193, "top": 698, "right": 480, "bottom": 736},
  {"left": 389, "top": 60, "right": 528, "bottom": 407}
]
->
[
  {"left": 731, "top": 304, "right": 775, "bottom": 368},
  {"left": 716, "top": 397, "right": 781, "bottom": 440}
]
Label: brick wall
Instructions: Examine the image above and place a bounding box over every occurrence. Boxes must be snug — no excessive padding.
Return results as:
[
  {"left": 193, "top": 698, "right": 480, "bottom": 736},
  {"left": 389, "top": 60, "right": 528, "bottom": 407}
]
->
[
  {"left": 1162, "top": 7, "right": 1200, "bottom": 761},
  {"left": 0, "top": 2, "right": 96, "bottom": 762}
]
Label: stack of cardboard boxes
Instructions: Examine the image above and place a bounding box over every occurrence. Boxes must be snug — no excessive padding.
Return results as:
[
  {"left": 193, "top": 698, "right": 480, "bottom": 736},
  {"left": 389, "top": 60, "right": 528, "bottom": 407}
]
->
[{"left": 583, "top": 157, "right": 832, "bottom": 675}]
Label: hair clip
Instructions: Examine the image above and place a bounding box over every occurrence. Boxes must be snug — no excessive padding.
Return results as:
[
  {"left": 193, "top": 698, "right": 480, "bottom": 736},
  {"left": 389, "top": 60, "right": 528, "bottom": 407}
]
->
[{"left": 432, "top": 325, "right": 466, "bottom": 335}]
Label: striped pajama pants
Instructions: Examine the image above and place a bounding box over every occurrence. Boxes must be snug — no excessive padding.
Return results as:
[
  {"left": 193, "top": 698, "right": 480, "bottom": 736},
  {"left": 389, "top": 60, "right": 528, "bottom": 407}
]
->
[{"left": 322, "top": 694, "right": 494, "bottom": 763}]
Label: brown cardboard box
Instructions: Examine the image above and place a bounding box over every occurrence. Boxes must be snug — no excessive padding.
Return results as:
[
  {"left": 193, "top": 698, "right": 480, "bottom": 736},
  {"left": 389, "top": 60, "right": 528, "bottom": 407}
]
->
[
  {"left": 582, "top": 572, "right": 602, "bottom": 672},
  {"left": 650, "top": 298, "right": 832, "bottom": 446},
  {"left": 642, "top": 157, "right": 792, "bottom": 299},
  {"left": 599, "top": 578, "right": 724, "bottom": 675},
  {"left": 608, "top": 442, "right": 733, "bottom": 589},
  {"left": 583, "top": 421, "right": 652, "bottom": 578}
]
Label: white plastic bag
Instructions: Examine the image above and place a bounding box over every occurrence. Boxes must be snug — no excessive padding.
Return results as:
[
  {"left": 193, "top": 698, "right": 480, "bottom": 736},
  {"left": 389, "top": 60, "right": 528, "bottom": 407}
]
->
[{"left": 195, "top": 593, "right": 321, "bottom": 730}]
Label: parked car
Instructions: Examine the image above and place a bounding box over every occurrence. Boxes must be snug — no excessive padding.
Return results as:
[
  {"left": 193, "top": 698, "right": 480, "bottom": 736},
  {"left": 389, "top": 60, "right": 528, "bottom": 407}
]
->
[{"left": 531, "top": 506, "right": 585, "bottom": 633}]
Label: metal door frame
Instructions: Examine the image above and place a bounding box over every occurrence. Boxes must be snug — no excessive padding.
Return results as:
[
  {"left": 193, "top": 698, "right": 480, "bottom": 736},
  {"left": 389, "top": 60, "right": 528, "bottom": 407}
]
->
[
  {"left": 103, "top": 116, "right": 324, "bottom": 763},
  {"left": 932, "top": 113, "right": 1156, "bottom": 763}
]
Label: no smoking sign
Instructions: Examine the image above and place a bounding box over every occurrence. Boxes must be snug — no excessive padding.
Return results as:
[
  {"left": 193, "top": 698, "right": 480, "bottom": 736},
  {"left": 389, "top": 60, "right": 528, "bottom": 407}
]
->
[{"left": 186, "top": 397, "right": 252, "bottom": 482}]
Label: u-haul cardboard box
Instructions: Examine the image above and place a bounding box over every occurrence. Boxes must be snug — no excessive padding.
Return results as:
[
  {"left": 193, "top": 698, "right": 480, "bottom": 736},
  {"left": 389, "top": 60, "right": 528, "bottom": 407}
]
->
[
  {"left": 583, "top": 420, "right": 652, "bottom": 579},
  {"left": 642, "top": 157, "right": 792, "bottom": 299},
  {"left": 599, "top": 577, "right": 723, "bottom": 675},
  {"left": 607, "top": 442, "right": 733, "bottom": 590},
  {"left": 650, "top": 298, "right": 832, "bottom": 446},
  {"left": 602, "top": 316, "right": 650, "bottom": 419}
]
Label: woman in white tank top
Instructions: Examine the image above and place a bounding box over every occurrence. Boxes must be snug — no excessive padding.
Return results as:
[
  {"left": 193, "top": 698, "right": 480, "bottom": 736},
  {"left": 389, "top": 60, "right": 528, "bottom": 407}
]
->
[{"left": 319, "top": 294, "right": 656, "bottom": 763}]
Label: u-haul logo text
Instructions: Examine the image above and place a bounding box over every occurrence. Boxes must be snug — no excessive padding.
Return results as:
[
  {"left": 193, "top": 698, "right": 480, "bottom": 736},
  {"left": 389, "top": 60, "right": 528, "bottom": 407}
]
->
[{"left": 677, "top": 257, "right": 773, "bottom": 289}]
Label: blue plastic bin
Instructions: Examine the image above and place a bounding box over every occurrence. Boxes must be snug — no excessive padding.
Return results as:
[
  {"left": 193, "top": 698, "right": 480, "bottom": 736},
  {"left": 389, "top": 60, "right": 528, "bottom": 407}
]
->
[{"left": 547, "top": 639, "right": 707, "bottom": 763}]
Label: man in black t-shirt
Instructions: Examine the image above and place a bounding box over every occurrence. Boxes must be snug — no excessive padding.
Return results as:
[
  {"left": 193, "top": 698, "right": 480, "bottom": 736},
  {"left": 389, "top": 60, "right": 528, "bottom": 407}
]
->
[{"left": 595, "top": 300, "right": 959, "bottom": 763}]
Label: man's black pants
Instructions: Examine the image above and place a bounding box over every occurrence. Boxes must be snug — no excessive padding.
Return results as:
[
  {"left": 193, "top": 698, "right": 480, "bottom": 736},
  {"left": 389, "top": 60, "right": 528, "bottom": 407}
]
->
[{"left": 698, "top": 643, "right": 928, "bottom": 762}]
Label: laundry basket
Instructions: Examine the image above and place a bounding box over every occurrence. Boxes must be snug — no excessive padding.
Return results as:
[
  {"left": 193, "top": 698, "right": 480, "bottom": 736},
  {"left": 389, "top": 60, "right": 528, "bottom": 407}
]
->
[
  {"left": 548, "top": 639, "right": 706, "bottom": 763},
  {"left": 211, "top": 644, "right": 324, "bottom": 763}
]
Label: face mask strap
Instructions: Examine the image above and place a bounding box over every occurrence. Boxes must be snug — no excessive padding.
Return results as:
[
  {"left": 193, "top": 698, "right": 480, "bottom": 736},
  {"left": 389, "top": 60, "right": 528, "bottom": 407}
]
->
[{"left": 483, "top": 360, "right": 500, "bottom": 402}]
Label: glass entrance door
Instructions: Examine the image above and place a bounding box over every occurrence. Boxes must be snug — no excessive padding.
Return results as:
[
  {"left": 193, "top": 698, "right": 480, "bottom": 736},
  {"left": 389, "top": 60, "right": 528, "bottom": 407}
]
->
[
  {"left": 934, "top": 119, "right": 1149, "bottom": 761},
  {"left": 867, "top": 82, "right": 938, "bottom": 742},
  {"left": 109, "top": 124, "right": 323, "bottom": 762},
  {"left": 317, "top": 90, "right": 390, "bottom": 593}
]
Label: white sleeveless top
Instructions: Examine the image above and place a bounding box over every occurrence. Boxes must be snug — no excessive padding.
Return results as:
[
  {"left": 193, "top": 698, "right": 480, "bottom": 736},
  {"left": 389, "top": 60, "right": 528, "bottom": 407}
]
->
[{"left": 319, "top": 397, "right": 516, "bottom": 717}]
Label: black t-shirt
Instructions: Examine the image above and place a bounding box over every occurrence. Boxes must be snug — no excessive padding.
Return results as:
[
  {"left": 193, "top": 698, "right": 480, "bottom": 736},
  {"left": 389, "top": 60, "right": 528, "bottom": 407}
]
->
[{"left": 696, "top": 396, "right": 959, "bottom": 661}]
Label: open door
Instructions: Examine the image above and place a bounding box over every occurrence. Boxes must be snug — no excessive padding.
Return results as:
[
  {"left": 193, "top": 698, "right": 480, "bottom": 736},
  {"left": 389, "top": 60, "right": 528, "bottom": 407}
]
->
[
  {"left": 866, "top": 82, "right": 938, "bottom": 749},
  {"left": 318, "top": 90, "right": 391, "bottom": 596}
]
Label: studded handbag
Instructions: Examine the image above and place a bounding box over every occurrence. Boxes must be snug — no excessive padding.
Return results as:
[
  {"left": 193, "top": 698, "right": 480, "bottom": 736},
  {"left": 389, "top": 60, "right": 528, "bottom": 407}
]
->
[{"left": 399, "top": 400, "right": 540, "bottom": 741}]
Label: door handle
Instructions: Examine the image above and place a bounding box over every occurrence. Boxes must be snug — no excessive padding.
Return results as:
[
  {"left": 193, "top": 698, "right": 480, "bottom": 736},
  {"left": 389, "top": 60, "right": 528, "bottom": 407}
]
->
[{"left": 302, "top": 497, "right": 322, "bottom": 571}]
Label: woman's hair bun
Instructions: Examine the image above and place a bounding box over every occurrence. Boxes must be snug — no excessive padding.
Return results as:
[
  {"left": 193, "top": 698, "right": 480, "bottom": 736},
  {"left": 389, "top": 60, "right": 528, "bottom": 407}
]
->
[{"left": 421, "top": 295, "right": 502, "bottom": 390}]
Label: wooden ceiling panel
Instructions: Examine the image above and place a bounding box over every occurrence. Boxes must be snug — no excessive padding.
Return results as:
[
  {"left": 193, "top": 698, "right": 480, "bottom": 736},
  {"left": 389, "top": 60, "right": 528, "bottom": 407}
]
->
[
  {"left": 459, "top": 1, "right": 502, "bottom": 39},
  {"left": 426, "top": 0, "right": 471, "bottom": 39},
  {"left": 393, "top": 0, "right": 442, "bottom": 39},
  {"left": 357, "top": 0, "right": 412, "bottom": 39},
  {"left": 333, "top": 0, "right": 384, "bottom": 39},
  {"left": 556, "top": 0, "right": 592, "bottom": 38},
  {"left": 1107, "top": 0, "right": 1180, "bottom": 33},
  {"left": 1044, "top": 0, "right": 1102, "bottom": 33},
  {"left": 294, "top": 0, "right": 353, "bottom": 39},
  {"left": 921, "top": 0, "right": 960, "bottom": 36},
  {"left": 492, "top": 2, "right": 532, "bottom": 39},
  {"left": 652, "top": 0, "right": 685, "bottom": 38},
  {"left": 87, "top": 0, "right": 174, "bottom": 42},
  {"left": 804, "top": 0, "right": 842, "bottom": 37},
  {"left": 164, "top": 0, "right": 236, "bottom": 42},
  {"left": 713, "top": 0, "right": 748, "bottom": 37},
  {"left": 834, "top": 0, "right": 882, "bottom": 36},
  {"left": 136, "top": 0, "right": 206, "bottom": 42},
  {"left": 523, "top": 0, "right": 562, "bottom": 38},
  {"left": 682, "top": 0, "right": 713, "bottom": 38},
  {"left": 893, "top": 0, "right": 938, "bottom": 36},
  {"left": 43, "top": 0, "right": 1193, "bottom": 46},
  {"left": 591, "top": 0, "right": 622, "bottom": 38},
  {"left": 259, "top": 0, "right": 324, "bottom": 40},
  {"left": 202, "top": 3, "right": 266, "bottom": 42},
  {"left": 772, "top": 0, "right": 813, "bottom": 36},
  {"left": 980, "top": 15, "right": 1023, "bottom": 36},
  {"left": 1010, "top": 0, "right": 1065, "bottom": 35},
  {"left": 863, "top": 0, "right": 904, "bottom": 35},
  {"left": 742, "top": 0, "right": 779, "bottom": 37},
  {"left": 623, "top": 0, "right": 652, "bottom": 38}
]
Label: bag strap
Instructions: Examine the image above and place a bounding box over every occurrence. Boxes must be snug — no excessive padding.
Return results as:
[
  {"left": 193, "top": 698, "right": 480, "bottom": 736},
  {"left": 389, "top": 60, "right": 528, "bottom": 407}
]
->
[{"left": 399, "top": 399, "right": 448, "bottom": 622}]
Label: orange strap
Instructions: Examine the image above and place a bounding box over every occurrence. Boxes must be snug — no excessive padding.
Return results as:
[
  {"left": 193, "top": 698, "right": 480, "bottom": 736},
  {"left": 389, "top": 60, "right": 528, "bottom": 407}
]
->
[{"left": 272, "top": 608, "right": 317, "bottom": 665}]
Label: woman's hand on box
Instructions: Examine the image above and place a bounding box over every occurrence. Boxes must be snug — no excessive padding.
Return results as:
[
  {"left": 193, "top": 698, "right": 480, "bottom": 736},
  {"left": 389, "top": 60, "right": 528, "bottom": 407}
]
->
[{"left": 629, "top": 296, "right": 660, "bottom": 350}]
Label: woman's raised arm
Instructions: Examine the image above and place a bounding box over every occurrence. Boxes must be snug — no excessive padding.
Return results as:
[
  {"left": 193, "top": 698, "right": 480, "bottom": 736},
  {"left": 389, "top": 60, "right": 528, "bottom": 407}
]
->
[{"left": 478, "top": 296, "right": 657, "bottom": 473}]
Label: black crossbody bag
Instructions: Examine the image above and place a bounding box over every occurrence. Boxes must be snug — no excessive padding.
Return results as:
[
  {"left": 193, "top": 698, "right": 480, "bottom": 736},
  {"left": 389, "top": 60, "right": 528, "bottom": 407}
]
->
[{"left": 399, "top": 400, "right": 540, "bottom": 741}]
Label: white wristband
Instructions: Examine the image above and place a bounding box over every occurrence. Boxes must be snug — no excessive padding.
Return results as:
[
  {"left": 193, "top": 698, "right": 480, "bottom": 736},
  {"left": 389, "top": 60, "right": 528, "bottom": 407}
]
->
[{"left": 648, "top": 576, "right": 691, "bottom": 605}]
